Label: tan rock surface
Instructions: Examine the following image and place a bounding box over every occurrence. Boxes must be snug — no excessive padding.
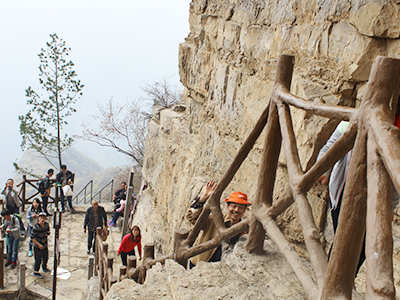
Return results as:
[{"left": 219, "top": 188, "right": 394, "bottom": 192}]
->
[
  {"left": 131, "top": 0, "right": 400, "bottom": 297},
  {"left": 138, "top": 0, "right": 400, "bottom": 258}
]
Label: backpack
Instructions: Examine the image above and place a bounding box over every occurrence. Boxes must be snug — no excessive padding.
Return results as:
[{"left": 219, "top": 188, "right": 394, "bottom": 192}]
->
[
  {"left": 12, "top": 214, "right": 26, "bottom": 239},
  {"left": 37, "top": 179, "right": 46, "bottom": 194}
]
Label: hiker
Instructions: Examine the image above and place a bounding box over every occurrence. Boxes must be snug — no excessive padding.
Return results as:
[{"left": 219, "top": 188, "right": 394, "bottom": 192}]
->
[
  {"left": 56, "top": 164, "right": 75, "bottom": 213},
  {"left": 117, "top": 225, "right": 142, "bottom": 266},
  {"left": 31, "top": 212, "right": 51, "bottom": 278},
  {"left": 186, "top": 180, "right": 251, "bottom": 268},
  {"left": 39, "top": 168, "right": 54, "bottom": 216},
  {"left": 317, "top": 121, "right": 400, "bottom": 276},
  {"left": 113, "top": 182, "right": 127, "bottom": 205},
  {"left": 108, "top": 198, "right": 133, "bottom": 227},
  {"left": 83, "top": 200, "right": 108, "bottom": 254},
  {"left": 27, "top": 198, "right": 43, "bottom": 257},
  {"left": 1, "top": 178, "right": 22, "bottom": 214},
  {"left": 0, "top": 209, "right": 21, "bottom": 268}
]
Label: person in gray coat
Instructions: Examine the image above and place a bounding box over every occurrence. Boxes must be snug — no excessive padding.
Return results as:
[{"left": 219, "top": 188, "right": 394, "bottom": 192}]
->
[{"left": 1, "top": 179, "right": 22, "bottom": 214}]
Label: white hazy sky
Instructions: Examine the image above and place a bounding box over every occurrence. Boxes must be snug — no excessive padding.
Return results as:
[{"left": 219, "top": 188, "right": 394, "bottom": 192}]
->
[{"left": 0, "top": 0, "right": 191, "bottom": 181}]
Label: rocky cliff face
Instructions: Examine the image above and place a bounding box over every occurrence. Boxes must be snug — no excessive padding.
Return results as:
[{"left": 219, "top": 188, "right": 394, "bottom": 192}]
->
[{"left": 133, "top": 0, "right": 400, "bottom": 265}]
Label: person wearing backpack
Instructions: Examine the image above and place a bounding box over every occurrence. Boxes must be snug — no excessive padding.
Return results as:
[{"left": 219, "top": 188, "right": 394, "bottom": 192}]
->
[
  {"left": 31, "top": 212, "right": 51, "bottom": 278},
  {"left": 0, "top": 209, "right": 21, "bottom": 269},
  {"left": 38, "top": 169, "right": 54, "bottom": 216},
  {"left": 27, "top": 198, "right": 43, "bottom": 257}
]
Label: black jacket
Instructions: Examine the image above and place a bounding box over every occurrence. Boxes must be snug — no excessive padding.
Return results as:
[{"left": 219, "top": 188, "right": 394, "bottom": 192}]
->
[
  {"left": 41, "top": 175, "right": 52, "bottom": 190},
  {"left": 31, "top": 222, "right": 50, "bottom": 249},
  {"left": 56, "top": 170, "right": 73, "bottom": 185},
  {"left": 84, "top": 206, "right": 107, "bottom": 231}
]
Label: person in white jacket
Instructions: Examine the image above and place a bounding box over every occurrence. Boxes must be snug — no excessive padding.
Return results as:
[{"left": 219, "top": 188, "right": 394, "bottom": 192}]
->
[{"left": 317, "top": 121, "right": 399, "bottom": 275}]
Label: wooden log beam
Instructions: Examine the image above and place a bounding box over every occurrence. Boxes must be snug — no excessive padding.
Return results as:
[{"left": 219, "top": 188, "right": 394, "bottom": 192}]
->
[
  {"left": 119, "top": 266, "right": 126, "bottom": 281},
  {"left": 267, "top": 120, "right": 357, "bottom": 219},
  {"left": 276, "top": 86, "right": 355, "bottom": 121},
  {"left": 365, "top": 135, "right": 395, "bottom": 299},
  {"left": 321, "top": 123, "right": 368, "bottom": 299},
  {"left": 364, "top": 55, "right": 400, "bottom": 195},
  {"left": 370, "top": 116, "right": 400, "bottom": 194},
  {"left": 185, "top": 102, "right": 271, "bottom": 247},
  {"left": 173, "top": 229, "right": 189, "bottom": 268},
  {"left": 246, "top": 54, "right": 290, "bottom": 253},
  {"left": 321, "top": 56, "right": 400, "bottom": 299},
  {"left": 255, "top": 211, "right": 319, "bottom": 300},
  {"left": 127, "top": 256, "right": 137, "bottom": 270},
  {"left": 277, "top": 98, "right": 328, "bottom": 289},
  {"left": 183, "top": 218, "right": 249, "bottom": 261}
]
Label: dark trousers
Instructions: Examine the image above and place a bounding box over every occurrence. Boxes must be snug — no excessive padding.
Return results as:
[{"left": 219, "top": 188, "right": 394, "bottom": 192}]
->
[
  {"left": 328, "top": 189, "right": 366, "bottom": 276},
  {"left": 112, "top": 211, "right": 123, "bottom": 224},
  {"left": 34, "top": 247, "right": 48, "bottom": 272},
  {"left": 59, "top": 187, "right": 73, "bottom": 210},
  {"left": 120, "top": 249, "right": 135, "bottom": 266},
  {"left": 88, "top": 229, "right": 97, "bottom": 252},
  {"left": 41, "top": 195, "right": 49, "bottom": 214},
  {"left": 29, "top": 226, "right": 33, "bottom": 251}
]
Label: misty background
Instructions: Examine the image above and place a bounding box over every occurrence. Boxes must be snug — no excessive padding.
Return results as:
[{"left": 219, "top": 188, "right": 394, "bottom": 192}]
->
[{"left": 0, "top": 0, "right": 191, "bottom": 184}]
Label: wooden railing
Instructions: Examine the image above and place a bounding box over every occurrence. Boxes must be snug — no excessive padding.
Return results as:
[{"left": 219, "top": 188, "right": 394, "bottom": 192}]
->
[
  {"left": 94, "top": 227, "right": 117, "bottom": 300},
  {"left": 89, "top": 55, "right": 400, "bottom": 300},
  {"left": 109, "top": 55, "right": 400, "bottom": 300},
  {"left": 16, "top": 175, "right": 59, "bottom": 211}
]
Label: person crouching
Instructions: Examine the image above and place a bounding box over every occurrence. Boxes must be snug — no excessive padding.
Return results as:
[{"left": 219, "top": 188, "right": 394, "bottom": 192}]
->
[{"left": 31, "top": 212, "right": 51, "bottom": 278}]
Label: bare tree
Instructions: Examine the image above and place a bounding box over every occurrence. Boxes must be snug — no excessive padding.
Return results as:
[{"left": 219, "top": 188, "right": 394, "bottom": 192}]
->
[
  {"left": 75, "top": 99, "right": 147, "bottom": 167},
  {"left": 142, "top": 77, "right": 183, "bottom": 108},
  {"left": 76, "top": 79, "right": 182, "bottom": 168}
]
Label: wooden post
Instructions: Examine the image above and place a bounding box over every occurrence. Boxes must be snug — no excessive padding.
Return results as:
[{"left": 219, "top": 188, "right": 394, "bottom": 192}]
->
[
  {"left": 365, "top": 136, "right": 395, "bottom": 299},
  {"left": 0, "top": 239, "right": 3, "bottom": 289},
  {"left": 185, "top": 103, "right": 271, "bottom": 248},
  {"left": 321, "top": 56, "right": 400, "bottom": 299},
  {"left": 55, "top": 185, "right": 59, "bottom": 212},
  {"left": 122, "top": 171, "right": 134, "bottom": 239},
  {"left": 21, "top": 175, "right": 27, "bottom": 212},
  {"left": 19, "top": 262, "right": 27, "bottom": 300},
  {"left": 88, "top": 256, "right": 95, "bottom": 280},
  {"left": 127, "top": 255, "right": 137, "bottom": 270},
  {"left": 173, "top": 229, "right": 189, "bottom": 268},
  {"left": 143, "top": 243, "right": 155, "bottom": 260},
  {"left": 107, "top": 257, "right": 113, "bottom": 269},
  {"left": 119, "top": 266, "right": 126, "bottom": 281},
  {"left": 246, "top": 54, "right": 292, "bottom": 253}
]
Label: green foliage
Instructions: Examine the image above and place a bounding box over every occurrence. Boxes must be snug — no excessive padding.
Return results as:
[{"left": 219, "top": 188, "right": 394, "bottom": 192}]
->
[{"left": 19, "top": 33, "right": 84, "bottom": 169}]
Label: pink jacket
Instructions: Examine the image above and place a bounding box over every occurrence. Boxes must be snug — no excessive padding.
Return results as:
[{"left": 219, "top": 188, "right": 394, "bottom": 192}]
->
[{"left": 116, "top": 200, "right": 133, "bottom": 213}]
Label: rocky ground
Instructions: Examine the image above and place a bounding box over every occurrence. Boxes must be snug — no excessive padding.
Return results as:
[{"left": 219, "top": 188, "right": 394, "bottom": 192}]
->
[
  {"left": 104, "top": 210, "right": 400, "bottom": 300},
  {"left": 0, "top": 202, "right": 126, "bottom": 300},
  {"left": 3, "top": 203, "right": 400, "bottom": 299}
]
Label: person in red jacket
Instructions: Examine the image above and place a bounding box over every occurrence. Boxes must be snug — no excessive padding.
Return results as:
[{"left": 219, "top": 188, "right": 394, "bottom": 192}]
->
[{"left": 117, "top": 225, "right": 142, "bottom": 266}]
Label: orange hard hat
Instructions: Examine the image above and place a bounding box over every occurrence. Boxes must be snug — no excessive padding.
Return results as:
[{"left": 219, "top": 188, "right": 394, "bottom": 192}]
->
[{"left": 224, "top": 191, "right": 251, "bottom": 205}]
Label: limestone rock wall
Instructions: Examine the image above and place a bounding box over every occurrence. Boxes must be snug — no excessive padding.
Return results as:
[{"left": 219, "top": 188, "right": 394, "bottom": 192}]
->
[{"left": 133, "top": 0, "right": 400, "bottom": 256}]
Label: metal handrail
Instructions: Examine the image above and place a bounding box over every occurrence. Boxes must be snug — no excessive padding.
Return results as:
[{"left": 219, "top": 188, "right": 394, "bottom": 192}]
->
[
  {"left": 92, "top": 179, "right": 114, "bottom": 203},
  {"left": 73, "top": 180, "right": 93, "bottom": 205}
]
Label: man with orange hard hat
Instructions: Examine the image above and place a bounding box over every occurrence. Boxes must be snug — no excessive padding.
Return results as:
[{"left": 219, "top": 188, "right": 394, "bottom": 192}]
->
[{"left": 186, "top": 180, "right": 251, "bottom": 268}]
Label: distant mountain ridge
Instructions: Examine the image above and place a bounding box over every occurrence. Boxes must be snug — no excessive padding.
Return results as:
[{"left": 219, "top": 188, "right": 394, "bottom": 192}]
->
[{"left": 14, "top": 147, "right": 123, "bottom": 198}]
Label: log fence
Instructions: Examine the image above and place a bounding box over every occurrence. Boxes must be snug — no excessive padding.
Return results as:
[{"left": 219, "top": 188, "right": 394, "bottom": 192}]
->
[
  {"left": 91, "top": 54, "right": 400, "bottom": 300},
  {"left": 94, "top": 227, "right": 117, "bottom": 300}
]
